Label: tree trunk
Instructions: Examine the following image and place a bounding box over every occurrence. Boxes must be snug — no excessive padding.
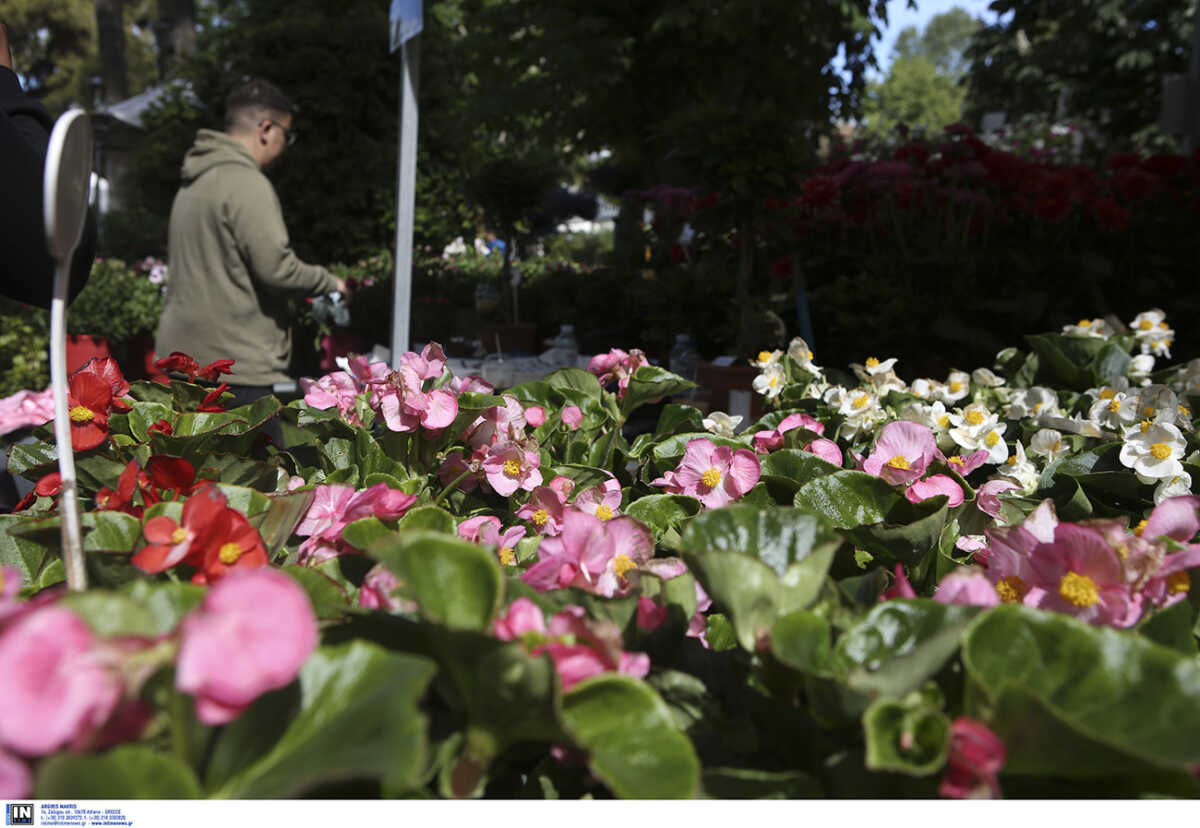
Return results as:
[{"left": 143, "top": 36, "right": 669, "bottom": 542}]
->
[
  {"left": 94, "top": 0, "right": 128, "bottom": 104},
  {"left": 154, "top": 0, "right": 197, "bottom": 79}
]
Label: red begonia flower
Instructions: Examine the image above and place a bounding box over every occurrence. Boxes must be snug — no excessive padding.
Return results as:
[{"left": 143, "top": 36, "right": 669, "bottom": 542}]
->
[
  {"left": 67, "top": 371, "right": 112, "bottom": 451},
  {"left": 155, "top": 352, "right": 200, "bottom": 382},
  {"left": 197, "top": 384, "right": 230, "bottom": 413},
  {"left": 148, "top": 419, "right": 173, "bottom": 436},
  {"left": 197, "top": 359, "right": 236, "bottom": 382}
]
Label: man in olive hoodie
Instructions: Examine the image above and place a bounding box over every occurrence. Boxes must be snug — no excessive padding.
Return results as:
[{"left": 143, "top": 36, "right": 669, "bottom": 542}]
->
[{"left": 155, "top": 79, "right": 344, "bottom": 410}]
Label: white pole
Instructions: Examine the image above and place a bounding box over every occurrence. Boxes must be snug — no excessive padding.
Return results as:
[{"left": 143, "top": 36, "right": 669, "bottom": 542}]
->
[{"left": 391, "top": 36, "right": 420, "bottom": 367}]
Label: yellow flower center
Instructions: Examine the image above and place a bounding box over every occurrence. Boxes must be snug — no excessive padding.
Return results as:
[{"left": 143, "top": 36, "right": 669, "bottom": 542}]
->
[
  {"left": 768, "top": 375, "right": 779, "bottom": 388},
  {"left": 852, "top": 395, "right": 869, "bottom": 409},
  {"left": 1150, "top": 442, "right": 1172, "bottom": 460},
  {"left": 1115, "top": 542, "right": 1129, "bottom": 560},
  {"left": 595, "top": 504, "right": 614, "bottom": 521},
  {"left": 1107, "top": 399, "right": 1122, "bottom": 413},
  {"left": 995, "top": 575, "right": 1027, "bottom": 604},
  {"left": 503, "top": 459, "right": 522, "bottom": 477},
  {"left": 1140, "top": 419, "right": 1153, "bottom": 433},
  {"left": 886, "top": 455, "right": 911, "bottom": 470},
  {"left": 948, "top": 455, "right": 963, "bottom": 466},
  {"left": 949, "top": 380, "right": 964, "bottom": 393},
  {"left": 1058, "top": 571, "right": 1099, "bottom": 607},
  {"left": 966, "top": 410, "right": 985, "bottom": 426},
  {"left": 1179, "top": 405, "right": 1190, "bottom": 417},
  {"left": 498, "top": 547, "right": 516, "bottom": 566},
  {"left": 1159, "top": 320, "right": 1170, "bottom": 329},
  {"left": 700, "top": 467, "right": 722, "bottom": 488},
  {"left": 757, "top": 351, "right": 772, "bottom": 364},
  {"left": 807, "top": 350, "right": 814, "bottom": 361},
  {"left": 1033, "top": 402, "right": 1044, "bottom": 413},
  {"left": 1143, "top": 406, "right": 1157, "bottom": 418},
  {"left": 865, "top": 357, "right": 880, "bottom": 368},
  {"left": 1098, "top": 389, "right": 1115, "bottom": 400},
  {"left": 985, "top": 431, "right": 1000, "bottom": 448},
  {"left": 218, "top": 542, "right": 242, "bottom": 565},
  {"left": 69, "top": 405, "right": 94, "bottom": 423},
  {"left": 613, "top": 554, "right": 637, "bottom": 580},
  {"left": 531, "top": 509, "right": 548, "bottom": 526},
  {"left": 1007, "top": 455, "right": 1018, "bottom": 466},
  {"left": 1139, "top": 320, "right": 1154, "bottom": 331},
  {"left": 937, "top": 415, "right": 950, "bottom": 428},
  {"left": 171, "top": 528, "right": 188, "bottom": 545},
  {"left": 1077, "top": 319, "right": 1092, "bottom": 327},
  {"left": 1167, "top": 571, "right": 1190, "bottom": 595},
  {"left": 1132, "top": 519, "right": 1148, "bottom": 537}
]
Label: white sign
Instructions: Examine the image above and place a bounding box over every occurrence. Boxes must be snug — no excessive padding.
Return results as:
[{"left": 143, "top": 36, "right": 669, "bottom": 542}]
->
[{"left": 390, "top": 0, "right": 423, "bottom": 52}]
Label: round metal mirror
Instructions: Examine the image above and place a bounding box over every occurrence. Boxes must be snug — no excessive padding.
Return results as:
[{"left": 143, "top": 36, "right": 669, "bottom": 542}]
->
[{"left": 43, "top": 108, "right": 93, "bottom": 261}]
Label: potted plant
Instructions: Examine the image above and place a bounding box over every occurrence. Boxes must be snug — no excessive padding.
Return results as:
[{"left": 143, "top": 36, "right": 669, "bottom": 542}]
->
[{"left": 67, "top": 257, "right": 167, "bottom": 379}]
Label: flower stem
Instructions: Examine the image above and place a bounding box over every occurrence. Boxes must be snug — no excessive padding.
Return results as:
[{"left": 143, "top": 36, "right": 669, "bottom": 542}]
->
[
  {"left": 169, "top": 685, "right": 192, "bottom": 767},
  {"left": 433, "top": 468, "right": 473, "bottom": 507}
]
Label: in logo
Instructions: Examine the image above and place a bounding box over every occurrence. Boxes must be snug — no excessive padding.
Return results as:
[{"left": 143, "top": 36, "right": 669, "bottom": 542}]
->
[{"left": 5, "top": 804, "right": 33, "bottom": 826}]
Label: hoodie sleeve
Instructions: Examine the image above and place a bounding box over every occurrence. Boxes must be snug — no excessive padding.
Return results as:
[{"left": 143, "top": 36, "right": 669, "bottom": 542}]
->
[{"left": 229, "top": 170, "right": 339, "bottom": 296}]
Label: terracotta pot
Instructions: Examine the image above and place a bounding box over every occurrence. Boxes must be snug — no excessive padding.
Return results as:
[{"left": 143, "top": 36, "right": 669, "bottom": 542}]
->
[{"left": 65, "top": 334, "right": 111, "bottom": 375}]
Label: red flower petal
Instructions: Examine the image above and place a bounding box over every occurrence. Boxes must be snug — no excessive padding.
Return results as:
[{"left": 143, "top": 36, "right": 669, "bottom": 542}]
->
[{"left": 146, "top": 456, "right": 197, "bottom": 494}]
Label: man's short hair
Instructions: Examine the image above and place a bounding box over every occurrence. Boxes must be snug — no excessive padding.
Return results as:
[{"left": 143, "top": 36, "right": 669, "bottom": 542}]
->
[{"left": 224, "top": 79, "right": 296, "bottom": 133}]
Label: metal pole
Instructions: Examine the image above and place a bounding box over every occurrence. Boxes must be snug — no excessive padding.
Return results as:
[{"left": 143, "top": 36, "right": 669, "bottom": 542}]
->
[{"left": 391, "top": 36, "right": 420, "bottom": 366}]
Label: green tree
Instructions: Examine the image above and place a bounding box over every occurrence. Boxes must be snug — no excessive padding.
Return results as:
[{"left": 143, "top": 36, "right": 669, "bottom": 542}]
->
[
  {"left": 893, "top": 5, "right": 979, "bottom": 78},
  {"left": 863, "top": 54, "right": 966, "bottom": 137},
  {"left": 963, "top": 0, "right": 1194, "bottom": 149}
]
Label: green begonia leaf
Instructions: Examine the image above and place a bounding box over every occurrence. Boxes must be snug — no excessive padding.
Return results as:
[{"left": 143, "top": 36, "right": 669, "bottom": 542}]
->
[
  {"left": 369, "top": 530, "right": 503, "bottom": 630},
  {"left": 771, "top": 610, "right": 832, "bottom": 674},
  {"left": 862, "top": 698, "right": 951, "bottom": 776},
  {"left": 36, "top": 746, "right": 202, "bottom": 798},
  {"left": 794, "top": 470, "right": 903, "bottom": 529},
  {"left": 398, "top": 505, "right": 457, "bottom": 534},
  {"left": 625, "top": 494, "right": 701, "bottom": 542},
  {"left": 963, "top": 605, "right": 1200, "bottom": 775},
  {"left": 209, "top": 641, "right": 436, "bottom": 797},
  {"left": 561, "top": 674, "right": 701, "bottom": 799},
  {"left": 701, "top": 767, "right": 823, "bottom": 799},
  {"left": 621, "top": 366, "right": 695, "bottom": 416}
]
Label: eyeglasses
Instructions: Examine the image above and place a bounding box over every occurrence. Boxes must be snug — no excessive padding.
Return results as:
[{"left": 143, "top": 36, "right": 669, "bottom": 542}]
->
[{"left": 262, "top": 119, "right": 297, "bottom": 147}]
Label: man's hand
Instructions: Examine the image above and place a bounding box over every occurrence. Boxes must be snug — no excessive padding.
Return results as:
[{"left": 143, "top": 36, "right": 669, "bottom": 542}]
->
[
  {"left": 0, "top": 23, "right": 14, "bottom": 72},
  {"left": 333, "top": 277, "right": 348, "bottom": 295}
]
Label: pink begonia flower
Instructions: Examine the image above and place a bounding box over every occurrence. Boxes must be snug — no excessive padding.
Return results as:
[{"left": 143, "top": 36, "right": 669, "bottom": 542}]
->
[
  {"left": 482, "top": 442, "right": 543, "bottom": 496},
  {"left": 940, "top": 717, "right": 1005, "bottom": 799},
  {"left": 804, "top": 438, "right": 843, "bottom": 467},
  {"left": 905, "top": 474, "right": 964, "bottom": 508},
  {"left": 299, "top": 371, "right": 362, "bottom": 424},
  {"left": 467, "top": 396, "right": 528, "bottom": 450},
  {"left": 753, "top": 412, "right": 826, "bottom": 454},
  {"left": 1024, "top": 523, "right": 1139, "bottom": 627},
  {"left": 0, "top": 607, "right": 122, "bottom": 756},
  {"left": 516, "top": 484, "right": 570, "bottom": 535},
  {"left": 863, "top": 421, "right": 939, "bottom": 486},
  {"left": 955, "top": 534, "right": 989, "bottom": 565},
  {"left": 358, "top": 564, "right": 417, "bottom": 612},
  {"left": 363, "top": 351, "right": 458, "bottom": 434},
  {"left": 525, "top": 406, "right": 547, "bottom": 428},
  {"left": 945, "top": 450, "right": 990, "bottom": 477},
  {"left": 0, "top": 749, "right": 31, "bottom": 798},
  {"left": 548, "top": 475, "right": 576, "bottom": 500},
  {"left": 651, "top": 438, "right": 761, "bottom": 509},
  {"left": 492, "top": 600, "right": 649, "bottom": 691},
  {"left": 641, "top": 557, "right": 712, "bottom": 646},
  {"left": 976, "top": 479, "right": 1019, "bottom": 519},
  {"left": 574, "top": 477, "right": 622, "bottom": 522},
  {"left": 449, "top": 374, "right": 494, "bottom": 395},
  {"left": 636, "top": 596, "right": 669, "bottom": 631},
  {"left": 588, "top": 348, "right": 649, "bottom": 397},
  {"left": 176, "top": 568, "right": 318, "bottom": 725},
  {"left": 881, "top": 563, "right": 917, "bottom": 601},
  {"left": 0, "top": 387, "right": 54, "bottom": 435},
  {"left": 523, "top": 510, "right": 653, "bottom": 598},
  {"left": 752, "top": 429, "right": 785, "bottom": 454},
  {"left": 295, "top": 482, "right": 417, "bottom": 563},
  {"left": 934, "top": 568, "right": 1000, "bottom": 607},
  {"left": 457, "top": 515, "right": 502, "bottom": 544},
  {"left": 1142, "top": 494, "right": 1200, "bottom": 543},
  {"left": 561, "top": 406, "right": 583, "bottom": 430}
]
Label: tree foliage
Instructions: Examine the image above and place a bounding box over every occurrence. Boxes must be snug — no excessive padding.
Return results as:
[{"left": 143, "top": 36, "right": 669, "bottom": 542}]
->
[
  {"left": 893, "top": 5, "right": 979, "bottom": 78},
  {"left": 962, "top": 0, "right": 1194, "bottom": 149}
]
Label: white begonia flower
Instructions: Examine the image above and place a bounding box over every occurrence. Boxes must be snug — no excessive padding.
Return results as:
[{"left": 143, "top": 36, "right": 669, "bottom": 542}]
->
[
  {"left": 909, "top": 378, "right": 937, "bottom": 400},
  {"left": 802, "top": 378, "right": 830, "bottom": 400},
  {"left": 852, "top": 356, "right": 905, "bottom": 396},
  {"left": 948, "top": 401, "right": 999, "bottom": 441},
  {"left": 753, "top": 349, "right": 782, "bottom": 369},
  {"left": 1003, "top": 386, "right": 1061, "bottom": 421},
  {"left": 971, "top": 367, "right": 1006, "bottom": 387},
  {"left": 752, "top": 362, "right": 786, "bottom": 399},
  {"left": 827, "top": 386, "right": 886, "bottom": 441},
  {"left": 1061, "top": 317, "right": 1110, "bottom": 338},
  {"left": 1136, "top": 385, "right": 1182, "bottom": 427},
  {"left": 1039, "top": 413, "right": 1106, "bottom": 439},
  {"left": 1028, "top": 428, "right": 1070, "bottom": 463},
  {"left": 1130, "top": 309, "right": 1173, "bottom": 358},
  {"left": 1127, "top": 353, "right": 1155, "bottom": 386},
  {"left": 702, "top": 411, "right": 743, "bottom": 438},
  {"left": 998, "top": 441, "right": 1040, "bottom": 494},
  {"left": 786, "top": 337, "right": 822, "bottom": 375},
  {"left": 932, "top": 371, "right": 971, "bottom": 405},
  {"left": 901, "top": 400, "right": 952, "bottom": 434},
  {"left": 1176, "top": 358, "right": 1200, "bottom": 396},
  {"left": 1119, "top": 421, "right": 1186, "bottom": 483},
  {"left": 1154, "top": 470, "right": 1193, "bottom": 505},
  {"left": 1088, "top": 391, "right": 1139, "bottom": 433}
]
